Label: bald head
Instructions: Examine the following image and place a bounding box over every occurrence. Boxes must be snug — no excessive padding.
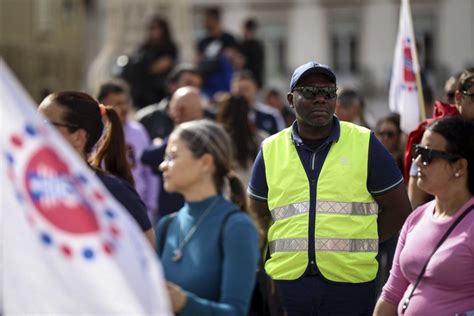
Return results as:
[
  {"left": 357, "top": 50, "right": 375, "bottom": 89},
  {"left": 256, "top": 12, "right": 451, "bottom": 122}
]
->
[{"left": 169, "top": 87, "right": 204, "bottom": 124}]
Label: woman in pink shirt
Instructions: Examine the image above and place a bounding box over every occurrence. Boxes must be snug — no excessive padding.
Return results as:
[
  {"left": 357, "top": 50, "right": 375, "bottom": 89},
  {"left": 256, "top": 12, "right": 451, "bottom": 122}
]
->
[{"left": 374, "top": 116, "right": 474, "bottom": 316}]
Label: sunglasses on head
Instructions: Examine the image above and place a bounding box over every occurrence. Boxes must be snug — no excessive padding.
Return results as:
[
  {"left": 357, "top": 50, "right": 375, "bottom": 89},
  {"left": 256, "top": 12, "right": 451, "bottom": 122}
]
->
[
  {"left": 412, "top": 144, "right": 463, "bottom": 165},
  {"left": 293, "top": 86, "right": 338, "bottom": 99}
]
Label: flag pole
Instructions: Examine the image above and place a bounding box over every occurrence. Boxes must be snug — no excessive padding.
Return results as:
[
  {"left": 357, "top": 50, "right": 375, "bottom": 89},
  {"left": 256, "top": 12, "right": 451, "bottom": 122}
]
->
[{"left": 406, "top": 0, "right": 426, "bottom": 121}]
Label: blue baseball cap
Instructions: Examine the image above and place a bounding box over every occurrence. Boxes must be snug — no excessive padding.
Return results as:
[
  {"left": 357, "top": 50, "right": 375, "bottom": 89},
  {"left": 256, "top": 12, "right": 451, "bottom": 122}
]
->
[{"left": 289, "top": 62, "right": 336, "bottom": 91}]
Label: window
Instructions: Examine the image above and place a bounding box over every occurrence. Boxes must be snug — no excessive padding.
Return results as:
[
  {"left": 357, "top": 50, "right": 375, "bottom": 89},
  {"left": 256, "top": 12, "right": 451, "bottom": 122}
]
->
[{"left": 329, "top": 11, "right": 360, "bottom": 74}]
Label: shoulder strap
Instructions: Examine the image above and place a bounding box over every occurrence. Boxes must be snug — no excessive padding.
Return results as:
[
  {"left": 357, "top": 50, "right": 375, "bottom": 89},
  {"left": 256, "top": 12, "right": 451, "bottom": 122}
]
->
[
  {"left": 402, "top": 204, "right": 474, "bottom": 314},
  {"left": 158, "top": 212, "right": 178, "bottom": 256},
  {"left": 218, "top": 209, "right": 241, "bottom": 258}
]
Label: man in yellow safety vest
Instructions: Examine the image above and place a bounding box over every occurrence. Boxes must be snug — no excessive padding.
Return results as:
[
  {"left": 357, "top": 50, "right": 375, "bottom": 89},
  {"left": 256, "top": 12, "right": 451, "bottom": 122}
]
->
[{"left": 248, "top": 61, "right": 412, "bottom": 315}]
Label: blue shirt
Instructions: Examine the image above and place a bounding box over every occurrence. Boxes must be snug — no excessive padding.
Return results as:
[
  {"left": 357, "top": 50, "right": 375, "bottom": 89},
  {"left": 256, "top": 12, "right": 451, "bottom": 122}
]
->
[
  {"left": 248, "top": 118, "right": 404, "bottom": 201},
  {"left": 156, "top": 195, "right": 259, "bottom": 316},
  {"left": 252, "top": 102, "right": 286, "bottom": 136}
]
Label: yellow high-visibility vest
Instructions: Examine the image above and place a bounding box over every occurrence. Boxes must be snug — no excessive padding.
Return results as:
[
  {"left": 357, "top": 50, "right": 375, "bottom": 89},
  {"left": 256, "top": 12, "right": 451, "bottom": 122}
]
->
[{"left": 262, "top": 121, "right": 378, "bottom": 282}]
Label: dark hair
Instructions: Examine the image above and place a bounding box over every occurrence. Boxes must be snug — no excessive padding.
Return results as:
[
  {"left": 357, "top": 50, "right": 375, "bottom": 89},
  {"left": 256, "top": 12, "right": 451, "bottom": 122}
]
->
[
  {"left": 458, "top": 68, "right": 474, "bottom": 93},
  {"left": 204, "top": 7, "right": 221, "bottom": 20},
  {"left": 97, "top": 81, "right": 128, "bottom": 103},
  {"left": 172, "top": 120, "right": 248, "bottom": 212},
  {"left": 375, "top": 113, "right": 402, "bottom": 135},
  {"left": 48, "top": 91, "right": 134, "bottom": 185},
  {"left": 50, "top": 92, "right": 103, "bottom": 154},
  {"left": 266, "top": 88, "right": 281, "bottom": 98},
  {"left": 167, "top": 63, "right": 201, "bottom": 85},
  {"left": 216, "top": 94, "right": 259, "bottom": 169},
  {"left": 427, "top": 116, "right": 474, "bottom": 195},
  {"left": 89, "top": 106, "right": 134, "bottom": 186},
  {"left": 146, "top": 15, "right": 174, "bottom": 46},
  {"left": 244, "top": 18, "right": 258, "bottom": 31}
]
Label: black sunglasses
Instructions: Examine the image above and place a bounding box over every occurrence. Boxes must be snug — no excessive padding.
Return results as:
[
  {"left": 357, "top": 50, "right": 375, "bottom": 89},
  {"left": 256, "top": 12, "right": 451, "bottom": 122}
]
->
[
  {"left": 412, "top": 145, "right": 463, "bottom": 165},
  {"left": 293, "top": 86, "right": 338, "bottom": 99},
  {"left": 376, "top": 131, "right": 397, "bottom": 139},
  {"left": 461, "top": 90, "right": 474, "bottom": 101},
  {"left": 45, "top": 120, "right": 80, "bottom": 131}
]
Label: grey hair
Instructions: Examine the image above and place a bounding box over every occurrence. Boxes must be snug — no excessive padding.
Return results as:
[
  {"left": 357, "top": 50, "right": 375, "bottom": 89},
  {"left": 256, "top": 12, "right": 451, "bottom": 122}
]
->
[
  {"left": 171, "top": 119, "right": 249, "bottom": 212},
  {"left": 337, "top": 88, "right": 361, "bottom": 108},
  {"left": 173, "top": 119, "right": 233, "bottom": 171}
]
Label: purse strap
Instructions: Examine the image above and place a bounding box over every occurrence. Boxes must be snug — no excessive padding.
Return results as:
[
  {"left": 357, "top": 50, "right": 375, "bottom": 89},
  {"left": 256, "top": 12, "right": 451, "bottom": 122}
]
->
[{"left": 401, "top": 204, "right": 474, "bottom": 314}]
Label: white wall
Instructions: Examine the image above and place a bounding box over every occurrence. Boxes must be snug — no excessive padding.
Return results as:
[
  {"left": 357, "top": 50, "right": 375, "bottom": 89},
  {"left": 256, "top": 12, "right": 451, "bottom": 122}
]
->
[
  {"left": 360, "top": 0, "right": 398, "bottom": 89},
  {"left": 438, "top": 0, "right": 474, "bottom": 73},
  {"left": 287, "top": 0, "right": 329, "bottom": 70}
]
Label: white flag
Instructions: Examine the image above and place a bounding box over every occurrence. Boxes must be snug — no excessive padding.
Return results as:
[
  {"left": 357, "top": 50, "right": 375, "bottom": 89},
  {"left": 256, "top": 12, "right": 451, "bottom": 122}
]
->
[
  {"left": 389, "top": 0, "right": 423, "bottom": 134},
  {"left": 0, "top": 59, "right": 172, "bottom": 315}
]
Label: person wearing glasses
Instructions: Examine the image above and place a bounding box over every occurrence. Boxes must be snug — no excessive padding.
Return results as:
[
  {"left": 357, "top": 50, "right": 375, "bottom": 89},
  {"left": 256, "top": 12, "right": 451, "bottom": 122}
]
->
[
  {"left": 454, "top": 69, "right": 474, "bottom": 121},
  {"left": 248, "top": 61, "right": 412, "bottom": 315},
  {"left": 156, "top": 120, "right": 259, "bottom": 315},
  {"left": 38, "top": 91, "right": 155, "bottom": 247},
  {"left": 374, "top": 116, "right": 474, "bottom": 316},
  {"left": 406, "top": 69, "right": 473, "bottom": 209},
  {"left": 443, "top": 72, "right": 461, "bottom": 105},
  {"left": 374, "top": 113, "right": 406, "bottom": 296},
  {"left": 375, "top": 113, "right": 404, "bottom": 172}
]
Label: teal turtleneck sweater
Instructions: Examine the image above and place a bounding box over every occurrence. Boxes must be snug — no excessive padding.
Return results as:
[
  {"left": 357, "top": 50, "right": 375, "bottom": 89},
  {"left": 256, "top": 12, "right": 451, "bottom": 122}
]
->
[{"left": 155, "top": 194, "right": 259, "bottom": 316}]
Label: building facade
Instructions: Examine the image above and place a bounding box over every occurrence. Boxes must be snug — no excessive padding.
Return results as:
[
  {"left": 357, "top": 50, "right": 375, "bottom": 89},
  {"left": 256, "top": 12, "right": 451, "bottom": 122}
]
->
[{"left": 1, "top": 0, "right": 473, "bottom": 120}]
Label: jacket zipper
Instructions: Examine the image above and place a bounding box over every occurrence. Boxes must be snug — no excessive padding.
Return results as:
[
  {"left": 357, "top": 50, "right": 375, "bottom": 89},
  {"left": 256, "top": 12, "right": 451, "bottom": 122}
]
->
[{"left": 309, "top": 151, "right": 318, "bottom": 275}]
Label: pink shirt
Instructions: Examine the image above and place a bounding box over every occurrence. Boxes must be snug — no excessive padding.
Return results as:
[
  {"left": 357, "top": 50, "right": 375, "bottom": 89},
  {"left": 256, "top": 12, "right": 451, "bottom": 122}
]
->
[{"left": 381, "top": 197, "right": 474, "bottom": 315}]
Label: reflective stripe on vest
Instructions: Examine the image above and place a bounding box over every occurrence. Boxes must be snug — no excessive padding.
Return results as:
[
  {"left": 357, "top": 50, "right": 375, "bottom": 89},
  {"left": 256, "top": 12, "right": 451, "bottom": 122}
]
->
[
  {"left": 269, "top": 237, "right": 378, "bottom": 254},
  {"left": 263, "top": 121, "right": 378, "bottom": 283},
  {"left": 270, "top": 200, "right": 378, "bottom": 221}
]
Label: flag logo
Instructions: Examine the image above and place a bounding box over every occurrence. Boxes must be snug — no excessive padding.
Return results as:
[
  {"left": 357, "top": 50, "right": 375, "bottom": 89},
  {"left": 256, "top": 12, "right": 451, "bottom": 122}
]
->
[
  {"left": 389, "top": 0, "right": 423, "bottom": 133},
  {"left": 402, "top": 38, "right": 416, "bottom": 91},
  {"left": 26, "top": 147, "right": 100, "bottom": 234},
  {"left": 1, "top": 59, "right": 171, "bottom": 314},
  {"left": 5, "top": 122, "right": 122, "bottom": 260}
]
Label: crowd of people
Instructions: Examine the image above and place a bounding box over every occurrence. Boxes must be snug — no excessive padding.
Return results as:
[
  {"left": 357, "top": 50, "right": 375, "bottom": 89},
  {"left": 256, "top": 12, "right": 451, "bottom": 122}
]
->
[{"left": 34, "top": 7, "right": 474, "bottom": 316}]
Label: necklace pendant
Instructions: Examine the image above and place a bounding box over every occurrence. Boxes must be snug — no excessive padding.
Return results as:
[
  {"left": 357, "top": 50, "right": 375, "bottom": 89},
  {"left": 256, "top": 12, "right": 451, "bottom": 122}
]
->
[{"left": 172, "top": 249, "right": 183, "bottom": 262}]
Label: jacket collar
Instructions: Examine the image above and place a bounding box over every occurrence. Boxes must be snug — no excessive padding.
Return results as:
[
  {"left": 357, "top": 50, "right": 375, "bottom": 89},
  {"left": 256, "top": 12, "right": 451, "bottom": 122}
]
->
[{"left": 291, "top": 116, "right": 341, "bottom": 147}]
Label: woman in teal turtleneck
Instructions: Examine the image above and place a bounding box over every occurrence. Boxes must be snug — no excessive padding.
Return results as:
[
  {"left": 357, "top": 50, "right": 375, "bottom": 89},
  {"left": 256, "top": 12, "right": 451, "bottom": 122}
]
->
[{"left": 156, "top": 120, "right": 259, "bottom": 315}]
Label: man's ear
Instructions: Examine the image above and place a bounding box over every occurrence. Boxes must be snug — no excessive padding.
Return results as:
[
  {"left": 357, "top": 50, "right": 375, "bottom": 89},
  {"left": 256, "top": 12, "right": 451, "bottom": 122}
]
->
[{"left": 287, "top": 93, "right": 294, "bottom": 108}]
